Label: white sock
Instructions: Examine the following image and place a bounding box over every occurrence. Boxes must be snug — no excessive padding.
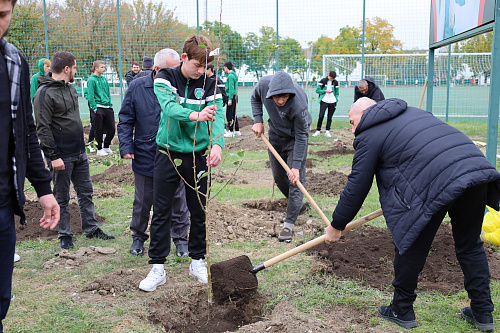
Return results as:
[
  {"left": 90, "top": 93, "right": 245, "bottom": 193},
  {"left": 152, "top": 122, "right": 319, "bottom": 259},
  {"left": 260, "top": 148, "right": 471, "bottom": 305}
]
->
[
  {"left": 284, "top": 222, "right": 294, "bottom": 231},
  {"left": 153, "top": 264, "right": 164, "bottom": 271}
]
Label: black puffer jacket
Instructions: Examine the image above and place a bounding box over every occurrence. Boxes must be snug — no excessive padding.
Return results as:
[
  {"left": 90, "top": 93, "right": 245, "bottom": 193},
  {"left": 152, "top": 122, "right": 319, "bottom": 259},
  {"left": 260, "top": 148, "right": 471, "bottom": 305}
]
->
[{"left": 331, "top": 98, "right": 500, "bottom": 254}]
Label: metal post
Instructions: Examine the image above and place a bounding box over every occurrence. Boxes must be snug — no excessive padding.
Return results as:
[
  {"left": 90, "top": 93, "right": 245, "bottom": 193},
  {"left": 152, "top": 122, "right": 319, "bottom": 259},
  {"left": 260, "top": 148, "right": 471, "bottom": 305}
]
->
[
  {"left": 117, "top": 0, "right": 123, "bottom": 102},
  {"left": 42, "top": 0, "right": 49, "bottom": 59},
  {"left": 361, "top": 0, "right": 366, "bottom": 78},
  {"left": 196, "top": 0, "right": 199, "bottom": 35},
  {"left": 445, "top": 45, "right": 451, "bottom": 121},
  {"left": 485, "top": 0, "right": 500, "bottom": 165},
  {"left": 426, "top": 48, "right": 435, "bottom": 113},
  {"left": 276, "top": 0, "right": 279, "bottom": 72}
]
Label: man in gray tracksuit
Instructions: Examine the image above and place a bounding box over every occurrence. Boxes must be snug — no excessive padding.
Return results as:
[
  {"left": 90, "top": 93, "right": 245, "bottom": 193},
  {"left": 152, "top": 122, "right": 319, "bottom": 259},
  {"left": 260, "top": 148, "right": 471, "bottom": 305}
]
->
[{"left": 251, "top": 71, "right": 312, "bottom": 242}]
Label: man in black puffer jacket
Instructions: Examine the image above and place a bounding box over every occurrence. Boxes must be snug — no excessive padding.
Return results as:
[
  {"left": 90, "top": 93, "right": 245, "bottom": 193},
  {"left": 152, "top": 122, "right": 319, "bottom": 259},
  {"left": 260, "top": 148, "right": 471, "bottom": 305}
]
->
[{"left": 326, "top": 97, "right": 500, "bottom": 332}]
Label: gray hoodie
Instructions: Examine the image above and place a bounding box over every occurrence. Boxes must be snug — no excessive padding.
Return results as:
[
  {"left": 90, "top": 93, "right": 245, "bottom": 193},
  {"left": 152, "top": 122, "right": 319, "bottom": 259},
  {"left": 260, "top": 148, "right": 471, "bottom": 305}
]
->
[{"left": 251, "top": 71, "right": 312, "bottom": 169}]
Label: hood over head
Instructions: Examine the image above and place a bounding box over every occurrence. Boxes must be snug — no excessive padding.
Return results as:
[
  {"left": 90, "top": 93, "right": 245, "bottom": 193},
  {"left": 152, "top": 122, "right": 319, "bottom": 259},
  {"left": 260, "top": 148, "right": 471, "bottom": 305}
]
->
[
  {"left": 37, "top": 58, "right": 47, "bottom": 75},
  {"left": 265, "top": 71, "right": 296, "bottom": 99}
]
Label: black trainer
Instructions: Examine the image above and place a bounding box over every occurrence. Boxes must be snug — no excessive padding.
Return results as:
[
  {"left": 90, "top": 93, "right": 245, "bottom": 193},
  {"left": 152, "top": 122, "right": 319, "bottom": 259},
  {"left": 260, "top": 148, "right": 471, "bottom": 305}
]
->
[
  {"left": 462, "top": 307, "right": 494, "bottom": 332},
  {"left": 86, "top": 227, "right": 115, "bottom": 240},
  {"left": 60, "top": 236, "right": 74, "bottom": 250},
  {"left": 278, "top": 228, "right": 293, "bottom": 242},
  {"left": 130, "top": 239, "right": 144, "bottom": 256},
  {"left": 378, "top": 304, "right": 417, "bottom": 329}
]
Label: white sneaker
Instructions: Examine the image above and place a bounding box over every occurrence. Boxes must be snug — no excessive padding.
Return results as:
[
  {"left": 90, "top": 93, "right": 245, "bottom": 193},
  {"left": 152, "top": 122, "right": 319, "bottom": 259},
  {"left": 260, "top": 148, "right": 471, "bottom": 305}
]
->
[
  {"left": 139, "top": 266, "right": 166, "bottom": 292},
  {"left": 234, "top": 131, "right": 242, "bottom": 136},
  {"left": 224, "top": 131, "right": 235, "bottom": 138},
  {"left": 224, "top": 129, "right": 228, "bottom": 134},
  {"left": 96, "top": 149, "right": 108, "bottom": 156},
  {"left": 324, "top": 131, "right": 332, "bottom": 137},
  {"left": 14, "top": 253, "right": 20, "bottom": 262},
  {"left": 103, "top": 147, "right": 113, "bottom": 155},
  {"left": 189, "top": 259, "right": 208, "bottom": 283},
  {"left": 312, "top": 130, "right": 321, "bottom": 137}
]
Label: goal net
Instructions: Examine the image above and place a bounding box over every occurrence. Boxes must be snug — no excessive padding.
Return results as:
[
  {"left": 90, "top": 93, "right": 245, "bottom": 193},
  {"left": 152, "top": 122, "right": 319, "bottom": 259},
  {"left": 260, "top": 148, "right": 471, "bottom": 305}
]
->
[{"left": 323, "top": 53, "right": 492, "bottom": 86}]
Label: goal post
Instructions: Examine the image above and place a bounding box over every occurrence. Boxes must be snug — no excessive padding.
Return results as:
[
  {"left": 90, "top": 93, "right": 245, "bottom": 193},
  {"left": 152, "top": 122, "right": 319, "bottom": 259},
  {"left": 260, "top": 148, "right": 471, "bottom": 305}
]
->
[{"left": 322, "top": 53, "right": 492, "bottom": 87}]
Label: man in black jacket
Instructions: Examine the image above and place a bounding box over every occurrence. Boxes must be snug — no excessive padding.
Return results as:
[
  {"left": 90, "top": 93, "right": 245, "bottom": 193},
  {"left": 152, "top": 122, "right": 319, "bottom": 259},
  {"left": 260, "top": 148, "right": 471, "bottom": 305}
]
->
[
  {"left": 34, "top": 51, "right": 114, "bottom": 250},
  {"left": 118, "top": 48, "right": 189, "bottom": 258},
  {"left": 353, "top": 77, "right": 385, "bottom": 103},
  {"left": 325, "top": 97, "right": 500, "bottom": 332},
  {"left": 0, "top": 0, "right": 59, "bottom": 330},
  {"left": 125, "top": 61, "right": 140, "bottom": 85}
]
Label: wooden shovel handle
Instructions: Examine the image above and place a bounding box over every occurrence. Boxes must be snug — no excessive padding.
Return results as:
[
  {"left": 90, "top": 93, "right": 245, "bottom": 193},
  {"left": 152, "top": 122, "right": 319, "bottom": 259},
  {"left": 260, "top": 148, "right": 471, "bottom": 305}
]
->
[
  {"left": 263, "top": 208, "right": 383, "bottom": 269},
  {"left": 418, "top": 80, "right": 428, "bottom": 109},
  {"left": 261, "top": 135, "right": 331, "bottom": 227}
]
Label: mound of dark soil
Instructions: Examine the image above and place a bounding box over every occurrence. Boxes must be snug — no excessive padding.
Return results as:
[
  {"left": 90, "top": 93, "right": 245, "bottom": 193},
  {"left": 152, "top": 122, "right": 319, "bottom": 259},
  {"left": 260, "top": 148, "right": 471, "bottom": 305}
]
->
[
  {"left": 242, "top": 198, "right": 289, "bottom": 212},
  {"left": 305, "top": 170, "right": 348, "bottom": 196},
  {"left": 91, "top": 163, "right": 134, "bottom": 186},
  {"left": 237, "top": 115, "right": 254, "bottom": 128},
  {"left": 15, "top": 201, "right": 106, "bottom": 241},
  {"left": 147, "top": 288, "right": 266, "bottom": 333},
  {"left": 311, "top": 140, "right": 354, "bottom": 157},
  {"left": 308, "top": 224, "right": 500, "bottom": 294}
]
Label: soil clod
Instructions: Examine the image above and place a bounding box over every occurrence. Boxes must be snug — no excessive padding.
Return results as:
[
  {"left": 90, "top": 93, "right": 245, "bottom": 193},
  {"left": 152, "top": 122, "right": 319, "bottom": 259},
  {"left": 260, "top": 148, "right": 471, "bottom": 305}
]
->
[{"left": 211, "top": 255, "right": 258, "bottom": 303}]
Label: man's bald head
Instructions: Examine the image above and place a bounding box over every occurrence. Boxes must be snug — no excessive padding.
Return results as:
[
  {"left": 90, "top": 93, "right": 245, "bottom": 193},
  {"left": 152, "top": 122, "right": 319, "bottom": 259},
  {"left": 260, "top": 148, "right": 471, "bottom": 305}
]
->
[{"left": 348, "top": 97, "right": 377, "bottom": 134}]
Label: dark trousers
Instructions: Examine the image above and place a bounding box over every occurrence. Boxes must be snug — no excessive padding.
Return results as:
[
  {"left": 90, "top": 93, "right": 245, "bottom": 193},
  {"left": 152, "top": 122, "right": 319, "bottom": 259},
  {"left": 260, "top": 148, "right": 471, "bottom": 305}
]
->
[
  {"left": 0, "top": 205, "right": 15, "bottom": 333},
  {"left": 226, "top": 96, "right": 239, "bottom": 131},
  {"left": 48, "top": 152, "right": 99, "bottom": 238},
  {"left": 316, "top": 101, "right": 336, "bottom": 131},
  {"left": 267, "top": 130, "right": 306, "bottom": 225},
  {"left": 88, "top": 103, "right": 106, "bottom": 143},
  {"left": 148, "top": 149, "right": 208, "bottom": 263},
  {"left": 131, "top": 172, "right": 189, "bottom": 246},
  {"left": 95, "top": 107, "right": 115, "bottom": 150},
  {"left": 392, "top": 183, "right": 493, "bottom": 318}
]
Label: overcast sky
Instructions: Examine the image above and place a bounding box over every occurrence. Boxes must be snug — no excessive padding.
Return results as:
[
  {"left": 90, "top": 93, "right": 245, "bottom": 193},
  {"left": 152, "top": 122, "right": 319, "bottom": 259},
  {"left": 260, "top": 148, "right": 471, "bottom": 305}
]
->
[{"left": 157, "top": 0, "right": 431, "bottom": 50}]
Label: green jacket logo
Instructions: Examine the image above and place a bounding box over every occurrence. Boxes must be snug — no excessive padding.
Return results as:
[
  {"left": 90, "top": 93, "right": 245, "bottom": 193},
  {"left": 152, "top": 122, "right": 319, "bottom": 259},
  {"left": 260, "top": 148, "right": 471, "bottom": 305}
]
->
[{"left": 194, "top": 88, "right": 204, "bottom": 99}]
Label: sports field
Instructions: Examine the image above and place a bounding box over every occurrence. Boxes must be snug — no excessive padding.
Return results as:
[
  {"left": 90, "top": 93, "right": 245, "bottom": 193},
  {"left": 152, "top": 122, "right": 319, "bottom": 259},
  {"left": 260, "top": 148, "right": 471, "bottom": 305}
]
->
[{"left": 77, "top": 84, "right": 491, "bottom": 123}]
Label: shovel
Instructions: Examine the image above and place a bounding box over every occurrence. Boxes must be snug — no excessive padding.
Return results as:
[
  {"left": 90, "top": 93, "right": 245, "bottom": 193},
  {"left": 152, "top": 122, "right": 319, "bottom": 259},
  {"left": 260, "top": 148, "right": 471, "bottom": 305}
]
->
[
  {"left": 260, "top": 134, "right": 332, "bottom": 227},
  {"left": 210, "top": 208, "right": 383, "bottom": 302}
]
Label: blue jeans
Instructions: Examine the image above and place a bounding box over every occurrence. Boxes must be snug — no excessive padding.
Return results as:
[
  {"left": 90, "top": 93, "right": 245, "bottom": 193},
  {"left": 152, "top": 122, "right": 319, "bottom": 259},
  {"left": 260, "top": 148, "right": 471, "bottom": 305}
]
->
[
  {"left": 48, "top": 152, "right": 99, "bottom": 238},
  {"left": 0, "top": 205, "right": 15, "bottom": 333}
]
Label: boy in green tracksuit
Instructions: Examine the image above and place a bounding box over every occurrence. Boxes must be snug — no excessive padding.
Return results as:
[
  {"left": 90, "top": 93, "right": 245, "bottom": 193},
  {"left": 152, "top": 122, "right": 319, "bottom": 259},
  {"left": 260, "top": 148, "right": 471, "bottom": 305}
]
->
[
  {"left": 85, "top": 60, "right": 115, "bottom": 156},
  {"left": 313, "top": 70, "right": 339, "bottom": 138},
  {"left": 30, "top": 58, "right": 50, "bottom": 100},
  {"left": 138, "top": 34, "right": 224, "bottom": 292},
  {"left": 224, "top": 61, "right": 239, "bottom": 137}
]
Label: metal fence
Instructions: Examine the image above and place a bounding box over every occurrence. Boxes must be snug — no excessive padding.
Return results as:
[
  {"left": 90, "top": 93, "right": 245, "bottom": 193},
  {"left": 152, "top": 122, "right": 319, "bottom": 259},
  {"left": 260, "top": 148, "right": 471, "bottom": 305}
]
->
[{"left": 7, "top": 0, "right": 494, "bottom": 122}]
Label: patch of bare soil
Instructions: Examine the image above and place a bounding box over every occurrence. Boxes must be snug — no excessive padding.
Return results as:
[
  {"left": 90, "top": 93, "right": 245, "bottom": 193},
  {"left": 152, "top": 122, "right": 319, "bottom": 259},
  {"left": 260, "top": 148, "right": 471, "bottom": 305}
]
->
[
  {"left": 310, "top": 140, "right": 354, "bottom": 157},
  {"left": 206, "top": 199, "right": 321, "bottom": 244},
  {"left": 212, "top": 169, "right": 248, "bottom": 185},
  {"left": 91, "top": 163, "right": 134, "bottom": 186},
  {"left": 237, "top": 115, "right": 254, "bottom": 128},
  {"left": 305, "top": 170, "right": 348, "bottom": 197},
  {"left": 147, "top": 288, "right": 266, "bottom": 333},
  {"left": 225, "top": 124, "right": 268, "bottom": 152},
  {"left": 81, "top": 269, "right": 143, "bottom": 296},
  {"left": 43, "top": 246, "right": 116, "bottom": 269},
  {"left": 15, "top": 201, "right": 106, "bottom": 241},
  {"left": 307, "top": 223, "right": 500, "bottom": 294}
]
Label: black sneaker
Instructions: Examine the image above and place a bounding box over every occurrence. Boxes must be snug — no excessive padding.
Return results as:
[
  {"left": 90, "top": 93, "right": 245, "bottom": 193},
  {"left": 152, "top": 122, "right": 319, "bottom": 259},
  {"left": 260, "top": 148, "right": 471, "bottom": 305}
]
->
[
  {"left": 378, "top": 304, "right": 417, "bottom": 329},
  {"left": 86, "top": 228, "right": 115, "bottom": 240},
  {"left": 130, "top": 239, "right": 144, "bottom": 256},
  {"left": 462, "top": 307, "right": 494, "bottom": 332},
  {"left": 60, "top": 236, "right": 74, "bottom": 250},
  {"left": 278, "top": 228, "right": 293, "bottom": 242}
]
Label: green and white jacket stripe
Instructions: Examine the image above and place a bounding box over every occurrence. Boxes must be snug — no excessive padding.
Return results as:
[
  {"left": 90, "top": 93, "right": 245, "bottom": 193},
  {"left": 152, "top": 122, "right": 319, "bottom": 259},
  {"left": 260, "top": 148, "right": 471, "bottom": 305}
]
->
[{"left": 153, "top": 64, "right": 224, "bottom": 154}]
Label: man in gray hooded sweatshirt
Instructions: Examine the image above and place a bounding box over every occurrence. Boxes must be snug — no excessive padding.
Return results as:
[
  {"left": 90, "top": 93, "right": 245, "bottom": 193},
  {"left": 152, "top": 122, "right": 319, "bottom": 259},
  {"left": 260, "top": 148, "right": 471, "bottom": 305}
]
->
[{"left": 251, "top": 71, "right": 312, "bottom": 242}]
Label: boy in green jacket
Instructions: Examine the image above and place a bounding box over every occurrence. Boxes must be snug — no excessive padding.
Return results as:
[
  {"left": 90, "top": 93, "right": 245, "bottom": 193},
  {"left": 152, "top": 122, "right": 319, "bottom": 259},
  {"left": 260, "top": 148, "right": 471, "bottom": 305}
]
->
[
  {"left": 224, "top": 61, "right": 239, "bottom": 137},
  {"left": 312, "top": 70, "right": 339, "bottom": 138},
  {"left": 30, "top": 58, "right": 50, "bottom": 100},
  {"left": 85, "top": 60, "right": 115, "bottom": 156},
  {"left": 139, "top": 34, "right": 224, "bottom": 292}
]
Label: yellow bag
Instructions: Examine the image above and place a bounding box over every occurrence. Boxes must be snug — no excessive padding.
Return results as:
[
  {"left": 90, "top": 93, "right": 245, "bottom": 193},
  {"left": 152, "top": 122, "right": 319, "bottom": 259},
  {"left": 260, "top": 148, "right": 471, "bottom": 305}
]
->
[
  {"left": 482, "top": 206, "right": 500, "bottom": 233},
  {"left": 483, "top": 229, "right": 500, "bottom": 246}
]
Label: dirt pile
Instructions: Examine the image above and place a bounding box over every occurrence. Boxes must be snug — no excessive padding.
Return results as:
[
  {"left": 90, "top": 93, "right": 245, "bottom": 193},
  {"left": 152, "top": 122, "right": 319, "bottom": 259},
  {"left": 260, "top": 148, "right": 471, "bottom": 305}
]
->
[
  {"left": 43, "top": 246, "right": 116, "bottom": 269},
  {"left": 147, "top": 288, "right": 266, "bottom": 333},
  {"left": 305, "top": 170, "right": 348, "bottom": 196},
  {"left": 82, "top": 269, "right": 143, "bottom": 296},
  {"left": 310, "top": 140, "right": 354, "bottom": 157},
  {"left": 91, "top": 163, "right": 135, "bottom": 186},
  {"left": 15, "top": 201, "right": 106, "bottom": 241},
  {"left": 308, "top": 223, "right": 500, "bottom": 294},
  {"left": 211, "top": 255, "right": 258, "bottom": 303},
  {"left": 212, "top": 169, "right": 249, "bottom": 185}
]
